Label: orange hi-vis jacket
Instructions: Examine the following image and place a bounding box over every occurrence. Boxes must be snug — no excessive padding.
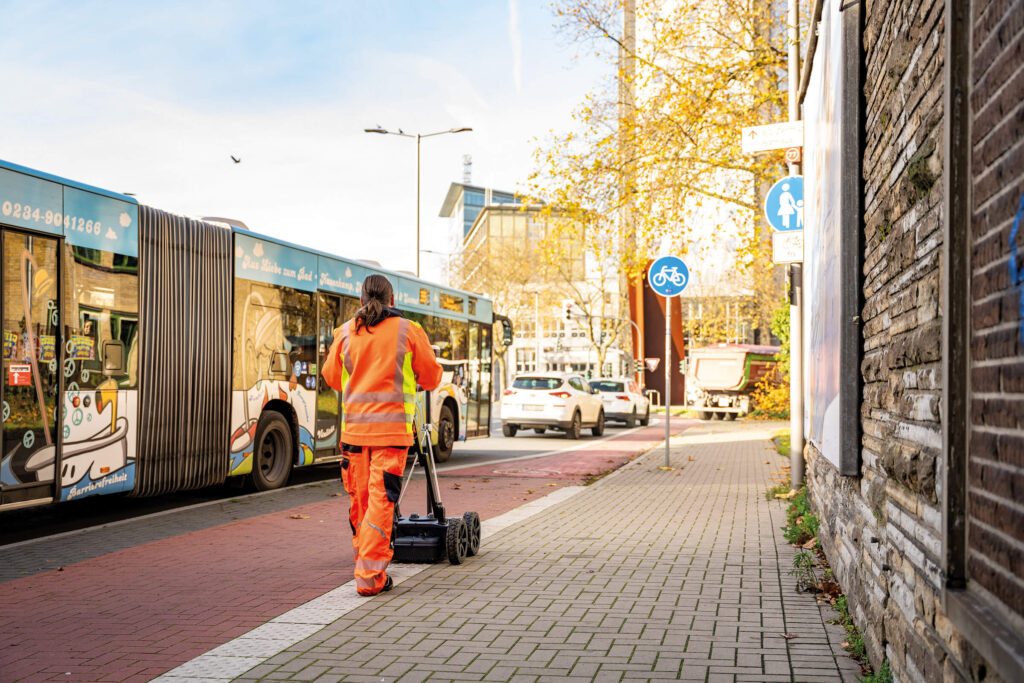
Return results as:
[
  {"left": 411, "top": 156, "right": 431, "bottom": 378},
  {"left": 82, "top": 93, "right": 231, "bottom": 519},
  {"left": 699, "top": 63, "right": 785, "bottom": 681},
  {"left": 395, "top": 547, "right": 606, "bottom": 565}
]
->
[{"left": 322, "top": 311, "right": 442, "bottom": 447}]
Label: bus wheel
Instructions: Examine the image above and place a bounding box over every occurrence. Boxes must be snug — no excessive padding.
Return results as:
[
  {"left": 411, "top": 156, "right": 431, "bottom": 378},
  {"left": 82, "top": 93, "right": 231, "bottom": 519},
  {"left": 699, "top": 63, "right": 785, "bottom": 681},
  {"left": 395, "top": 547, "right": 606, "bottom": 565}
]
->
[
  {"left": 252, "top": 412, "right": 293, "bottom": 491},
  {"left": 434, "top": 404, "right": 456, "bottom": 463},
  {"left": 724, "top": 412, "right": 737, "bottom": 421}
]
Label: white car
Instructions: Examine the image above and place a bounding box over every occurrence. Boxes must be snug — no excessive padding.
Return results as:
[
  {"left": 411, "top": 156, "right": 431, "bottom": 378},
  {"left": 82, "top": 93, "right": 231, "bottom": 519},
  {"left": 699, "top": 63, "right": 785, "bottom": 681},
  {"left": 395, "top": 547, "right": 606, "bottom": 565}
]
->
[
  {"left": 590, "top": 377, "right": 651, "bottom": 427},
  {"left": 500, "top": 373, "right": 605, "bottom": 439}
]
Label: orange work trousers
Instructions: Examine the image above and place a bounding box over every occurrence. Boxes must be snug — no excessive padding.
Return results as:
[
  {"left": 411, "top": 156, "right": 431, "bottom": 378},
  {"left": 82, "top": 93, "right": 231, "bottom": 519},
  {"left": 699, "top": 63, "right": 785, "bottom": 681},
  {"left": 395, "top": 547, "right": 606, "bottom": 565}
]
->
[{"left": 340, "top": 445, "right": 406, "bottom": 595}]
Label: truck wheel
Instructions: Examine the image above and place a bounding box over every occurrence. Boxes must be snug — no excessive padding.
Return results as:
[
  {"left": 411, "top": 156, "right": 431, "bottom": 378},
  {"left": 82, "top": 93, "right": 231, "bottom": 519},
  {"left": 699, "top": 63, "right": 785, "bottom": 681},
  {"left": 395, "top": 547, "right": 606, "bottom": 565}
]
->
[
  {"left": 251, "top": 412, "right": 293, "bottom": 491},
  {"left": 502, "top": 423, "right": 518, "bottom": 437},
  {"left": 724, "top": 412, "right": 737, "bottom": 421},
  {"left": 698, "top": 411, "right": 712, "bottom": 420},
  {"left": 534, "top": 428, "right": 546, "bottom": 434},
  {"left": 434, "top": 404, "right": 456, "bottom": 463},
  {"left": 712, "top": 412, "right": 724, "bottom": 420}
]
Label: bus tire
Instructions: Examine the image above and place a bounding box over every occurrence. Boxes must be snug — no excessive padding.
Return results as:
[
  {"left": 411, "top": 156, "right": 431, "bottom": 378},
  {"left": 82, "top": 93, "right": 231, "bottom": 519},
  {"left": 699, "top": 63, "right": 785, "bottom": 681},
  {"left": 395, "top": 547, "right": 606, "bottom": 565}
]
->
[
  {"left": 251, "top": 411, "right": 293, "bottom": 491},
  {"left": 434, "top": 403, "right": 456, "bottom": 463},
  {"left": 724, "top": 412, "right": 737, "bottom": 421},
  {"left": 502, "top": 423, "right": 518, "bottom": 437},
  {"left": 698, "top": 411, "right": 712, "bottom": 420}
]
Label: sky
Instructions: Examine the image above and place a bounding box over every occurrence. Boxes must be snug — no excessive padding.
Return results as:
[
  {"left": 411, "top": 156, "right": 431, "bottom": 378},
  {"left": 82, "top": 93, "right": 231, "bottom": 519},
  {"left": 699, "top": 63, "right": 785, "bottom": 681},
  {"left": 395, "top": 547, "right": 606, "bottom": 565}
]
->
[{"left": 0, "top": 1, "right": 607, "bottom": 283}]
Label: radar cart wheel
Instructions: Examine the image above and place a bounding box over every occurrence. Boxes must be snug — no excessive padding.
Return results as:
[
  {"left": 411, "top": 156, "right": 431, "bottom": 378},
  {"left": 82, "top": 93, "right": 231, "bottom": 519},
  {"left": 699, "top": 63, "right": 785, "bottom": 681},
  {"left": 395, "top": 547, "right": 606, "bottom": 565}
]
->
[
  {"left": 463, "top": 511, "right": 481, "bottom": 556},
  {"left": 447, "top": 517, "right": 469, "bottom": 565}
]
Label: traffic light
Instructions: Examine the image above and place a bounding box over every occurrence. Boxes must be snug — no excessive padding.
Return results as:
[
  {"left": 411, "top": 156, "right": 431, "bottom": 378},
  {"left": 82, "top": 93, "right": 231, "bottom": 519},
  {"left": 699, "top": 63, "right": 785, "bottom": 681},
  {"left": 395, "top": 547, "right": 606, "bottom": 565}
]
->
[
  {"left": 634, "top": 359, "right": 644, "bottom": 373},
  {"left": 679, "top": 359, "right": 687, "bottom": 374},
  {"left": 565, "top": 304, "right": 572, "bottom": 320}
]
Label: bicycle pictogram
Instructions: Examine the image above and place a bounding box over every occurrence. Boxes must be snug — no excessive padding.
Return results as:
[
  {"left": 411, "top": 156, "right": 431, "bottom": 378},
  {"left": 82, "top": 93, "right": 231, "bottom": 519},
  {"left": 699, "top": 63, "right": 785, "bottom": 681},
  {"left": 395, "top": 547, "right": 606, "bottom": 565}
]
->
[{"left": 651, "top": 265, "right": 687, "bottom": 288}]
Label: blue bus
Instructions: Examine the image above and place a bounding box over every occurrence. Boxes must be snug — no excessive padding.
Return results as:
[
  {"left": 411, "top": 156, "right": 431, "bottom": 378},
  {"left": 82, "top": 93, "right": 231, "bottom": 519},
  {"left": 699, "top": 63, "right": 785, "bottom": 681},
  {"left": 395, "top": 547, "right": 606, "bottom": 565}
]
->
[{"left": 0, "top": 159, "right": 507, "bottom": 509}]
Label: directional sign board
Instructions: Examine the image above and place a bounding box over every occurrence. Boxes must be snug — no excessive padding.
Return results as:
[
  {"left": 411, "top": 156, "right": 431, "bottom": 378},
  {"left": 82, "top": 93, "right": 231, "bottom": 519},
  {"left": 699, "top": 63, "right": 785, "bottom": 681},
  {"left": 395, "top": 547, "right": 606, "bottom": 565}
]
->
[
  {"left": 647, "top": 256, "right": 689, "bottom": 297},
  {"left": 742, "top": 121, "right": 803, "bottom": 154},
  {"left": 764, "top": 176, "right": 804, "bottom": 232}
]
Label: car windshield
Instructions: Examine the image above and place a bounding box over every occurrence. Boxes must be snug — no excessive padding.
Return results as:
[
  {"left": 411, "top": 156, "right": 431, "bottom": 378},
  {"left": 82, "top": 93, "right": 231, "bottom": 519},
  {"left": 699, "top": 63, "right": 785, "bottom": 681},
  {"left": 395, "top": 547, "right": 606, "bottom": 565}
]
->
[
  {"left": 512, "top": 377, "right": 563, "bottom": 390},
  {"left": 590, "top": 381, "right": 624, "bottom": 392}
]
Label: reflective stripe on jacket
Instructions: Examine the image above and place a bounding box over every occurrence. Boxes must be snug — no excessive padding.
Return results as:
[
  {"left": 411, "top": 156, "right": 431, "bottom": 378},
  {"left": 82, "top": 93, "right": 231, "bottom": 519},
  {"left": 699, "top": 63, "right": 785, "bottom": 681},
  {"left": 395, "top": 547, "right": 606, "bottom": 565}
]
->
[{"left": 322, "top": 311, "right": 442, "bottom": 447}]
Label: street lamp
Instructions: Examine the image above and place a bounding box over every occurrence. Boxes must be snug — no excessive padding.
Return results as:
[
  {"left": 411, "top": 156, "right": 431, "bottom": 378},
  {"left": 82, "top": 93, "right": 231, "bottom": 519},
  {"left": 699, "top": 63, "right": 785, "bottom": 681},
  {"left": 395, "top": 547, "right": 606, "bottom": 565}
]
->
[{"left": 364, "top": 126, "right": 473, "bottom": 277}]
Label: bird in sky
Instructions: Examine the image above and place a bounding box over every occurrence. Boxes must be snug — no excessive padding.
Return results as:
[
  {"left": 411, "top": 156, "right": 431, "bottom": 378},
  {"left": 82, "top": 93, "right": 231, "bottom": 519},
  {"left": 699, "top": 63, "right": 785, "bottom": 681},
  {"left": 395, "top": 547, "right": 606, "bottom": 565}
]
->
[{"left": 230, "top": 155, "right": 241, "bottom": 163}]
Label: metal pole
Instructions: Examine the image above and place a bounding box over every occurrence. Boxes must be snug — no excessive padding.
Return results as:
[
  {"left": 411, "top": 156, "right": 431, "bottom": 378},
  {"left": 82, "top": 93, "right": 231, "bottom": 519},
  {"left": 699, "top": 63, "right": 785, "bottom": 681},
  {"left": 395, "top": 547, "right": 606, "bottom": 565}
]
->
[
  {"left": 790, "top": 266, "right": 805, "bottom": 485},
  {"left": 416, "top": 133, "right": 421, "bottom": 279},
  {"left": 664, "top": 298, "right": 671, "bottom": 467},
  {"left": 787, "top": 0, "right": 804, "bottom": 489},
  {"left": 535, "top": 292, "right": 541, "bottom": 373}
]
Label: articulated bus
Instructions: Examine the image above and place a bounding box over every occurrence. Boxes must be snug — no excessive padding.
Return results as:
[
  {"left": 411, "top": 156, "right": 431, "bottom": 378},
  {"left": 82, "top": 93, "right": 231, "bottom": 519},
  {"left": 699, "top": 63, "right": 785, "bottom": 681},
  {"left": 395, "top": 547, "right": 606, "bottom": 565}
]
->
[{"left": 0, "top": 159, "right": 507, "bottom": 511}]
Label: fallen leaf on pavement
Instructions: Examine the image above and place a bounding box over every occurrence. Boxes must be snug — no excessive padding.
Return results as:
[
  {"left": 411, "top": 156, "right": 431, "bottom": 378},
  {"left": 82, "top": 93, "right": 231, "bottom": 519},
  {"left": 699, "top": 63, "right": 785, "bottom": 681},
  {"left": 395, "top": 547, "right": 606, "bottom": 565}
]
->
[
  {"left": 779, "top": 633, "right": 797, "bottom": 639},
  {"left": 687, "top": 456, "right": 695, "bottom": 461},
  {"left": 658, "top": 466, "right": 676, "bottom": 471},
  {"left": 525, "top": 489, "right": 535, "bottom": 494},
  {"left": 606, "top": 459, "right": 615, "bottom": 463},
  {"left": 716, "top": 467, "right": 724, "bottom": 471},
  {"left": 802, "top": 538, "right": 817, "bottom": 549},
  {"left": 452, "top": 483, "right": 461, "bottom": 489},
  {"left": 546, "top": 483, "right": 558, "bottom": 487},
  {"left": 482, "top": 478, "right": 491, "bottom": 482},
  {"left": 289, "top": 514, "right": 310, "bottom": 520}
]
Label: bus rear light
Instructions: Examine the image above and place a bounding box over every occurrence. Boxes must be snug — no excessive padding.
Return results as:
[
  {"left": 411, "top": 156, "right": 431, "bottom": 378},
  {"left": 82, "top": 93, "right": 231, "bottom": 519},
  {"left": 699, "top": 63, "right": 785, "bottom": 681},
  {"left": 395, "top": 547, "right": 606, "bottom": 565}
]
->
[{"left": 549, "top": 391, "right": 571, "bottom": 398}]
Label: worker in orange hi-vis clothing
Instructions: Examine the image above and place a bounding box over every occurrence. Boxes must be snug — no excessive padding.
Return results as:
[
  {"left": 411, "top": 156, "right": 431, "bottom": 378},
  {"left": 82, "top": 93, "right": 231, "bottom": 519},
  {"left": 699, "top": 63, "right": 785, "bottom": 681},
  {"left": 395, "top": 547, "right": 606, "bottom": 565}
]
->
[{"left": 322, "top": 274, "right": 442, "bottom": 596}]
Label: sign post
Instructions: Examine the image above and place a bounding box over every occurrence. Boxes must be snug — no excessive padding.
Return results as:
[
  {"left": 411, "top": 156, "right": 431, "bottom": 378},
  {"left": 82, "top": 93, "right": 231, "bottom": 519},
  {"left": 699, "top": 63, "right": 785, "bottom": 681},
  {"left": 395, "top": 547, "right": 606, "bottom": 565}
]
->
[{"left": 647, "top": 255, "right": 689, "bottom": 467}]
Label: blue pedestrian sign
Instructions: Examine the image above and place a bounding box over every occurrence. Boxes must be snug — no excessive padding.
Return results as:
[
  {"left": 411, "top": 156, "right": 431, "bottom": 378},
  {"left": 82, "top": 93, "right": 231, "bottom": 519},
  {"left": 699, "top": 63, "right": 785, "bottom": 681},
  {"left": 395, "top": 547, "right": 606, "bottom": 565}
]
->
[
  {"left": 764, "top": 176, "right": 804, "bottom": 231},
  {"left": 647, "top": 256, "right": 690, "bottom": 297}
]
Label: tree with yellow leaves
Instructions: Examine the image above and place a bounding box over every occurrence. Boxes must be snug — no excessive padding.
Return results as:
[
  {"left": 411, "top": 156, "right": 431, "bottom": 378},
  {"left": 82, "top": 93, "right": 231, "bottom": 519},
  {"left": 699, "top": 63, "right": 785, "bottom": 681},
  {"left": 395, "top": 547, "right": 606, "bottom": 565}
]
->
[{"left": 528, "top": 0, "right": 793, "bottom": 341}]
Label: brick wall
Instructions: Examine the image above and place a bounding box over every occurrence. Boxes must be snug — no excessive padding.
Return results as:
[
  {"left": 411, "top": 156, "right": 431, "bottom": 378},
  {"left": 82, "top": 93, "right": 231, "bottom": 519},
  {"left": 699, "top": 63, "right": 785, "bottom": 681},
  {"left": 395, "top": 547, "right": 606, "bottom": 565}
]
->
[
  {"left": 804, "top": 0, "right": 1018, "bottom": 679},
  {"left": 967, "top": 0, "right": 1024, "bottom": 633}
]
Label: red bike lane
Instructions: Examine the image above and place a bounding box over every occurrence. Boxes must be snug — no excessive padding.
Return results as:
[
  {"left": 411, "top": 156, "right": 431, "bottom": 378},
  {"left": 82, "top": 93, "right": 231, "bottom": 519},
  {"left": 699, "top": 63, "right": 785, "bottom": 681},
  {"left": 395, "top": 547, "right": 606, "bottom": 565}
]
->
[{"left": 0, "top": 418, "right": 693, "bottom": 682}]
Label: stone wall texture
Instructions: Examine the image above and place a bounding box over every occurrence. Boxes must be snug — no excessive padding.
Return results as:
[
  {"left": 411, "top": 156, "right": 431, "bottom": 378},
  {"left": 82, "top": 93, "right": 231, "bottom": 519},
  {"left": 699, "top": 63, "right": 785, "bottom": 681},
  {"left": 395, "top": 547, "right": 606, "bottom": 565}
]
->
[{"left": 805, "top": 0, "right": 1024, "bottom": 680}]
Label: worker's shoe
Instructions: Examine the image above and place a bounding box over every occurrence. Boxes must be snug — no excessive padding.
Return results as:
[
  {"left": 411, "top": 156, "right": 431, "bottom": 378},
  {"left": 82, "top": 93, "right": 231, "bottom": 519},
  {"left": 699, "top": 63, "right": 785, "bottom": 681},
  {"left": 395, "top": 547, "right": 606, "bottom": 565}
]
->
[{"left": 357, "top": 574, "right": 393, "bottom": 597}]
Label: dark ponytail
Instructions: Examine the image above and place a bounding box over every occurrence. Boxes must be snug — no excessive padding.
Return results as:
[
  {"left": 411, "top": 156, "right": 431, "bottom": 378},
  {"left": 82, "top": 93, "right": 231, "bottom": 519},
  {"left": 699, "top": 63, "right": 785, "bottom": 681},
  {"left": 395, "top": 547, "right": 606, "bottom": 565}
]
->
[{"left": 354, "top": 274, "right": 393, "bottom": 332}]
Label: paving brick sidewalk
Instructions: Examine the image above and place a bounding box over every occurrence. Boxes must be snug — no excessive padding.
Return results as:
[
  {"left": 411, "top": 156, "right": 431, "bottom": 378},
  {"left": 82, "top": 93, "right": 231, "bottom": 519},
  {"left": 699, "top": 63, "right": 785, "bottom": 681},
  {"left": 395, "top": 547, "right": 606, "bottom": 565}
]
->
[{"left": 225, "top": 427, "right": 861, "bottom": 682}]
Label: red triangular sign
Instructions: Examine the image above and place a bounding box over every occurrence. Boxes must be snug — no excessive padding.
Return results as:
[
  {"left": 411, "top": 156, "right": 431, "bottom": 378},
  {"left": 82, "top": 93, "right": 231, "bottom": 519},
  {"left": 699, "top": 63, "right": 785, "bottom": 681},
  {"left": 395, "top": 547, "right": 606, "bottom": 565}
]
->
[{"left": 644, "top": 358, "right": 660, "bottom": 372}]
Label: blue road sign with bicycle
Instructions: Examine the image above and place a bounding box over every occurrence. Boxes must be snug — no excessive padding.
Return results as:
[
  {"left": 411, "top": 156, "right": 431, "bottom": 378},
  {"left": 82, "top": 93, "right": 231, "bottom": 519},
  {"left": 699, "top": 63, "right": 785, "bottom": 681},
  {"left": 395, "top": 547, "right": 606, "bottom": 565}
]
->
[
  {"left": 764, "top": 175, "right": 803, "bottom": 231},
  {"left": 647, "top": 256, "right": 690, "bottom": 297}
]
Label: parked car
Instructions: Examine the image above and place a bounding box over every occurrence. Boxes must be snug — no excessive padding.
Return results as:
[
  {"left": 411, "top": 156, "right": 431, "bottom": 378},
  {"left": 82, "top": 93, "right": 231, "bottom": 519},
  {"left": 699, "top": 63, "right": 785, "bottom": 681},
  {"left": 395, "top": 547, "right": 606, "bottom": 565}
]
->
[
  {"left": 590, "top": 377, "right": 651, "bottom": 427},
  {"left": 500, "top": 373, "right": 605, "bottom": 439}
]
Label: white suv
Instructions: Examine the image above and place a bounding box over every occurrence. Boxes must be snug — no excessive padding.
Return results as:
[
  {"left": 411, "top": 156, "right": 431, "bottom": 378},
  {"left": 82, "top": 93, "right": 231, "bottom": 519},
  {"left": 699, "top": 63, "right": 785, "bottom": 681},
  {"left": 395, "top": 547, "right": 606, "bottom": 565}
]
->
[
  {"left": 590, "top": 377, "right": 651, "bottom": 428},
  {"left": 500, "top": 373, "right": 605, "bottom": 439}
]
